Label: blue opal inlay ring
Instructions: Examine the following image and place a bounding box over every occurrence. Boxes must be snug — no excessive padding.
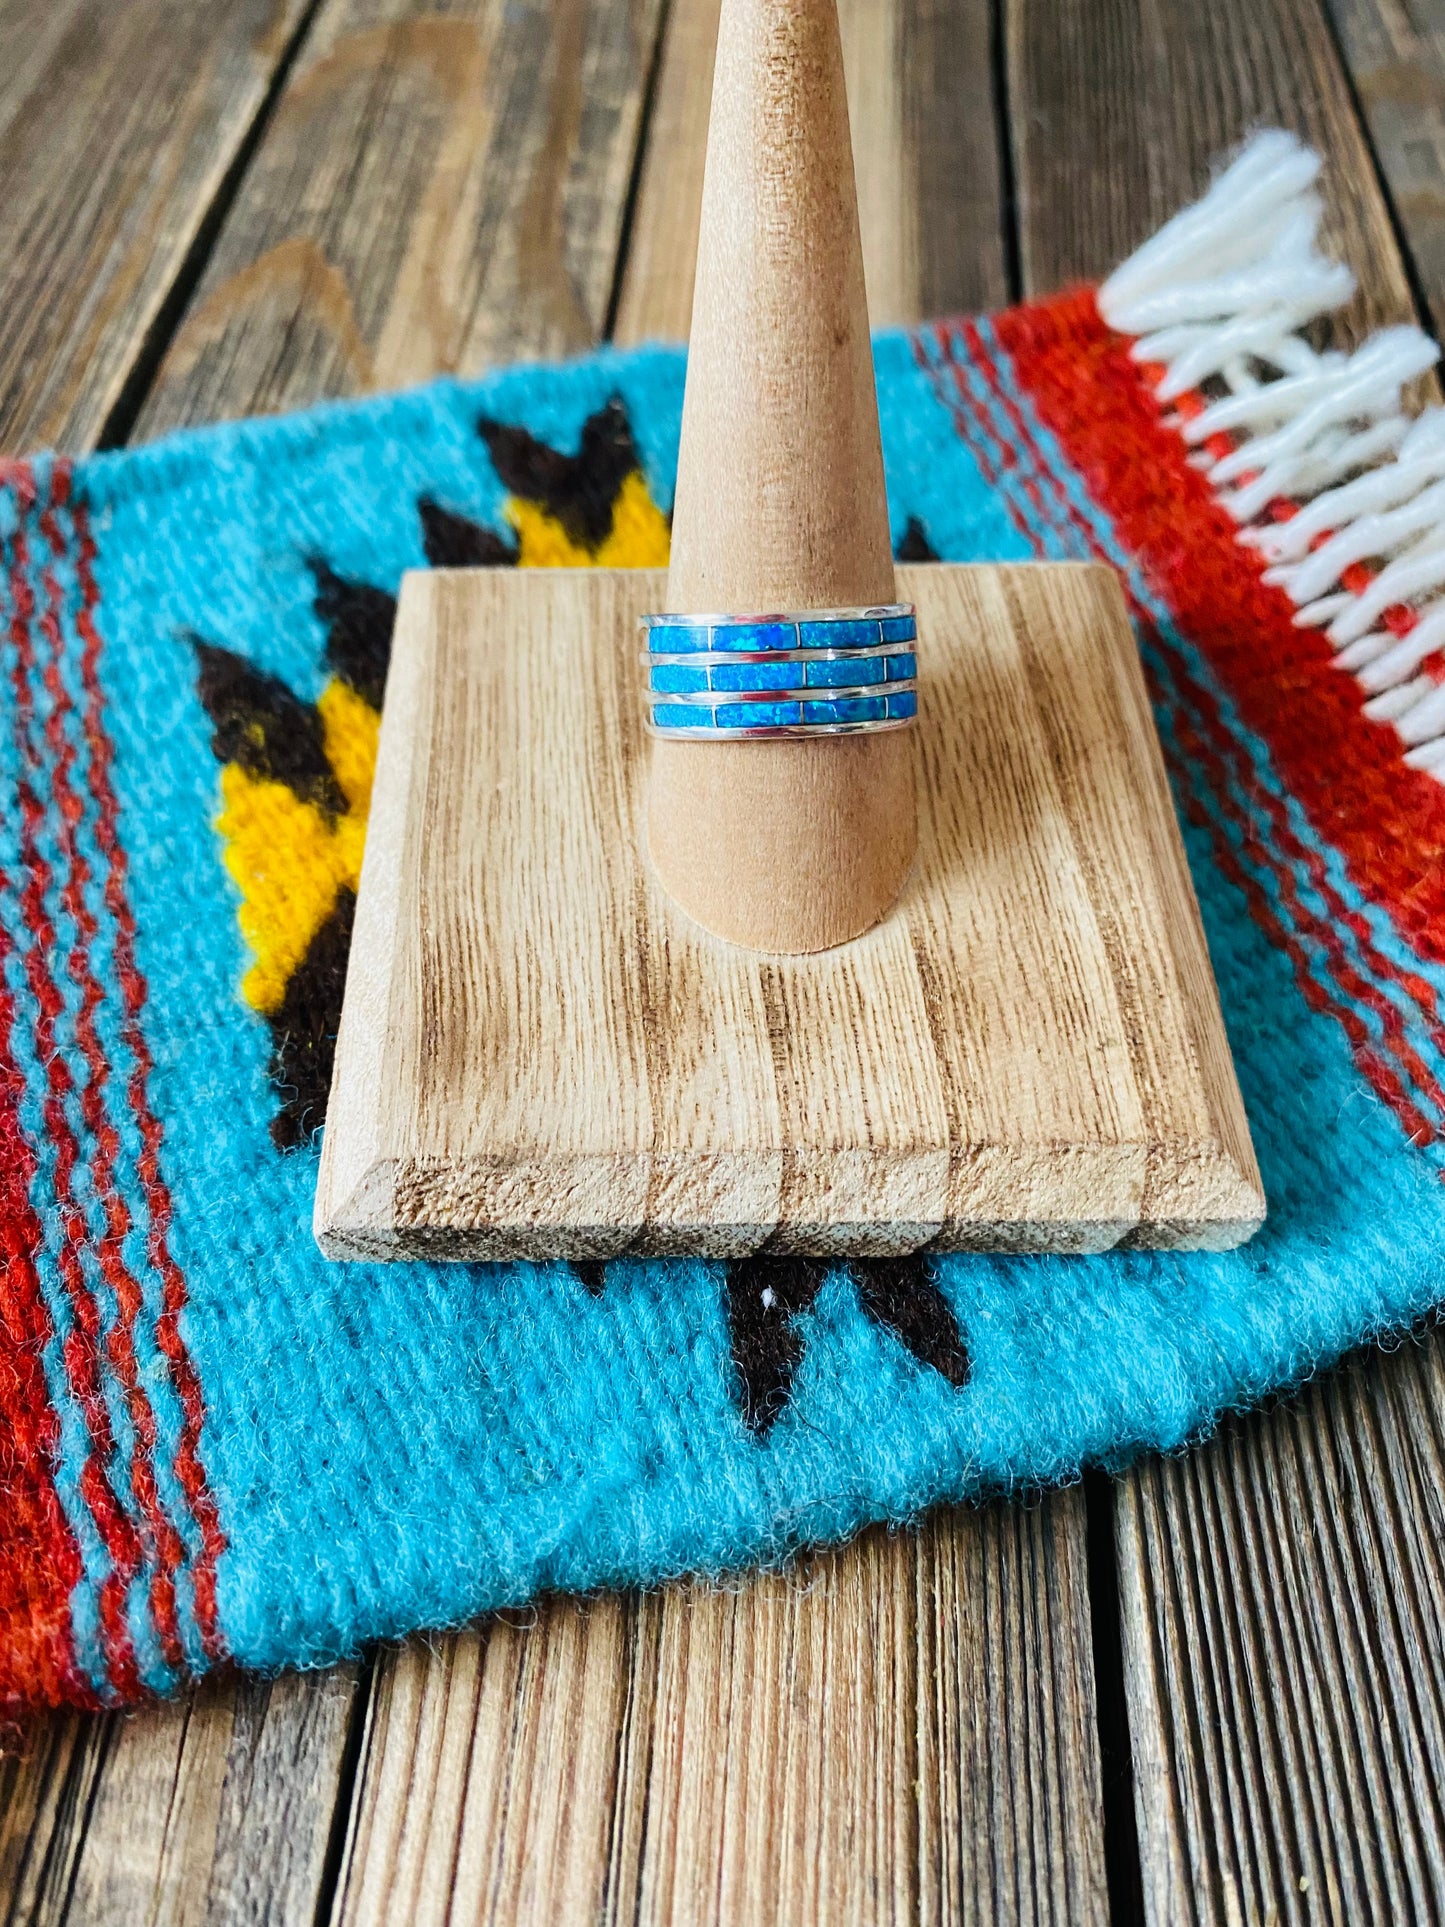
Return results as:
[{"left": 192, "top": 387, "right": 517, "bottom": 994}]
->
[{"left": 640, "top": 604, "right": 919, "bottom": 738}]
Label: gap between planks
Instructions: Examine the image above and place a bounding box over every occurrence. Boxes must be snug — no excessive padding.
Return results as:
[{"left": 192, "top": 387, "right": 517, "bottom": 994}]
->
[
  {"left": 1321, "top": 0, "right": 1445, "bottom": 340},
  {"left": 0, "top": 1668, "right": 364, "bottom": 1927},
  {"left": 133, "top": 0, "right": 668, "bottom": 436}
]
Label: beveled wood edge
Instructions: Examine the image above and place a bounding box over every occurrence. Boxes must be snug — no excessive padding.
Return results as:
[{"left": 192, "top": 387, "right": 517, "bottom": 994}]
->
[
  {"left": 316, "top": 1139, "right": 1264, "bottom": 1260},
  {"left": 314, "top": 572, "right": 440, "bottom": 1242}
]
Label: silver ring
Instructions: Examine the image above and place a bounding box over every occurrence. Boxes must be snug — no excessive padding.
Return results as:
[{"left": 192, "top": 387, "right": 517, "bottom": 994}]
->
[{"left": 640, "top": 604, "right": 919, "bottom": 738}]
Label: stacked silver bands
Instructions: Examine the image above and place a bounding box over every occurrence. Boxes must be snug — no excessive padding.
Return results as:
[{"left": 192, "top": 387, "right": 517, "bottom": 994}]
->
[{"left": 641, "top": 605, "right": 918, "bottom": 738}]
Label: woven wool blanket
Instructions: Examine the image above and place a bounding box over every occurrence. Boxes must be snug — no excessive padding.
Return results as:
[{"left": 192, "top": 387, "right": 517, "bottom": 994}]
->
[{"left": 5, "top": 134, "right": 1445, "bottom": 1714}]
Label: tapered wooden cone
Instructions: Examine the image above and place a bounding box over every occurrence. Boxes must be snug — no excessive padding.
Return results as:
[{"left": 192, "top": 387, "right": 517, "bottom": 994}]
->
[{"left": 646, "top": 0, "right": 917, "bottom": 953}]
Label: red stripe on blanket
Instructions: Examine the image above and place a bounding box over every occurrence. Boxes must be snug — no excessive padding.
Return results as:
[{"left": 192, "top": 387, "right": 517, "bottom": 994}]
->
[
  {"left": 4, "top": 469, "right": 141, "bottom": 1700},
  {"left": 0, "top": 893, "right": 97, "bottom": 1717},
  {"left": 70, "top": 490, "right": 228, "bottom": 1664},
  {"left": 914, "top": 318, "right": 1445, "bottom": 1146},
  {"left": 37, "top": 470, "right": 186, "bottom": 1672},
  {"left": 991, "top": 289, "right": 1445, "bottom": 970}
]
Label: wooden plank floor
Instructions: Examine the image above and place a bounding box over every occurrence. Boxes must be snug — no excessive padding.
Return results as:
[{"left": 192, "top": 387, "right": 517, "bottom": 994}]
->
[{"left": 0, "top": 0, "right": 1442, "bottom": 1920}]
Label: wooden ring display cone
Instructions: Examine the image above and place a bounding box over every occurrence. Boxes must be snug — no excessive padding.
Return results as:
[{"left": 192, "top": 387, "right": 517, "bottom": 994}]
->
[
  {"left": 314, "top": 0, "right": 1264, "bottom": 1261},
  {"left": 646, "top": 0, "right": 917, "bottom": 953}
]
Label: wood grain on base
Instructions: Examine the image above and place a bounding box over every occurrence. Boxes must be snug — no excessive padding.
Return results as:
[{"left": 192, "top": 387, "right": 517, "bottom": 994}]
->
[{"left": 315, "top": 560, "right": 1262, "bottom": 1260}]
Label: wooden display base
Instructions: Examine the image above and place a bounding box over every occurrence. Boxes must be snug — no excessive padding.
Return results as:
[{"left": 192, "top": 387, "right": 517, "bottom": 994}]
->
[{"left": 314, "top": 563, "right": 1264, "bottom": 1260}]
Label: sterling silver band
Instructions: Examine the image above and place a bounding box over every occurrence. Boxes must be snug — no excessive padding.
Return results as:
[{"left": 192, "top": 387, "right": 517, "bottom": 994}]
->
[{"left": 640, "top": 603, "right": 920, "bottom": 739}]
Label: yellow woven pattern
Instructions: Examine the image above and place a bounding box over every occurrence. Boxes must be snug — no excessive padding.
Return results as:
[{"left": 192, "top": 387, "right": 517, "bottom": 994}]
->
[
  {"left": 510, "top": 471, "right": 670, "bottom": 568},
  {"left": 212, "top": 458, "right": 668, "bottom": 1023}
]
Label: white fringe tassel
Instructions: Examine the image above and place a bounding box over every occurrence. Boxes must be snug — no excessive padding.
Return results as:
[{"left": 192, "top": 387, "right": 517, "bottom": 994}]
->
[{"left": 1099, "top": 129, "right": 1445, "bottom": 780}]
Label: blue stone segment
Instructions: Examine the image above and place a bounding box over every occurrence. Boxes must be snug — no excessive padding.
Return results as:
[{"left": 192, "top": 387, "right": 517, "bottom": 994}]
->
[
  {"left": 716, "top": 701, "right": 802, "bottom": 729},
  {"left": 649, "top": 663, "right": 709, "bottom": 695},
  {"left": 649, "top": 624, "right": 710, "bottom": 653},
  {"left": 709, "top": 659, "right": 799, "bottom": 693},
  {"left": 798, "top": 618, "right": 879, "bottom": 650},
  {"left": 802, "top": 697, "right": 888, "bottom": 725},
  {"left": 711, "top": 621, "right": 795, "bottom": 652},
  {"left": 646, "top": 608, "right": 918, "bottom": 733},
  {"left": 805, "top": 655, "right": 885, "bottom": 687}
]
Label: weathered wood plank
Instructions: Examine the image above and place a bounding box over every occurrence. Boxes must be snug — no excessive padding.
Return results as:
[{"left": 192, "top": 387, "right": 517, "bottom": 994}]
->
[
  {"left": 335, "top": 1504, "right": 1109, "bottom": 1927},
  {"left": 1323, "top": 0, "right": 1445, "bottom": 334},
  {"left": 0, "top": 1712, "right": 98, "bottom": 1925},
  {"left": 0, "top": 1666, "right": 362, "bottom": 1927},
  {"left": 611, "top": 0, "right": 722, "bottom": 343},
  {"left": 0, "top": 0, "right": 314, "bottom": 454},
  {"left": 1008, "top": 1, "right": 1445, "bottom": 1916},
  {"left": 844, "top": 0, "right": 1012, "bottom": 320},
  {"left": 1120, "top": 1335, "right": 1445, "bottom": 1924},
  {"left": 1007, "top": 0, "right": 1418, "bottom": 338},
  {"left": 612, "top": 0, "right": 1009, "bottom": 346},
  {"left": 134, "top": 0, "right": 666, "bottom": 437}
]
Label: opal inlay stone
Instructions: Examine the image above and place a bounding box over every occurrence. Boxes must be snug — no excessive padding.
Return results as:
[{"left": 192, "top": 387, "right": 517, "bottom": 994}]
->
[{"left": 641, "top": 606, "right": 919, "bottom": 737}]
